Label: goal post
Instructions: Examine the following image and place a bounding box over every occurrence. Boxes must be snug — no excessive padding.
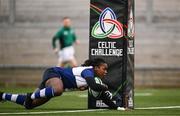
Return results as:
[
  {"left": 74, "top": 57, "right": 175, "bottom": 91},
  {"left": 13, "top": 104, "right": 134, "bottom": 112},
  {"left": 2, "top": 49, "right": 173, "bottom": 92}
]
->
[{"left": 88, "top": 0, "right": 135, "bottom": 109}]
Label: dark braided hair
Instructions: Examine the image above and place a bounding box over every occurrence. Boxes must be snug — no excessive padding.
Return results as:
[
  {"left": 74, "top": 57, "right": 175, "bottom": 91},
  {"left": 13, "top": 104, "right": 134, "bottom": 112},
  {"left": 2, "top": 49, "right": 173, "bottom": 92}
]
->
[{"left": 81, "top": 58, "right": 106, "bottom": 67}]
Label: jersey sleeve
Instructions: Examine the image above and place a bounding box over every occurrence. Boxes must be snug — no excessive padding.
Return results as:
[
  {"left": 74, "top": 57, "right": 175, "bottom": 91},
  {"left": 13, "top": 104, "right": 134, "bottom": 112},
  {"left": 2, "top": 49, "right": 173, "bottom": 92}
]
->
[
  {"left": 81, "top": 69, "right": 94, "bottom": 78},
  {"left": 81, "top": 68, "right": 108, "bottom": 91},
  {"left": 54, "top": 28, "right": 62, "bottom": 38},
  {"left": 73, "top": 31, "right": 77, "bottom": 42},
  {"left": 52, "top": 29, "right": 62, "bottom": 49}
]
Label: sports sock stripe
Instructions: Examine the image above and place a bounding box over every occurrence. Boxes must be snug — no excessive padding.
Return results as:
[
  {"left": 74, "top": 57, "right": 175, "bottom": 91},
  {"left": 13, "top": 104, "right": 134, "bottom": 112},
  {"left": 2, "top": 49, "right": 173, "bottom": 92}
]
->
[
  {"left": 31, "top": 93, "right": 35, "bottom": 99},
  {"left": 5, "top": 94, "right": 11, "bottom": 101},
  {"left": 11, "top": 94, "right": 18, "bottom": 102},
  {"left": 35, "top": 91, "right": 40, "bottom": 98},
  {"left": 16, "top": 95, "right": 26, "bottom": 105},
  {"left": 31, "top": 87, "right": 55, "bottom": 99},
  {"left": 2, "top": 93, "right": 26, "bottom": 106},
  {"left": 40, "top": 88, "right": 46, "bottom": 97},
  {"left": 45, "top": 87, "right": 54, "bottom": 97},
  {"left": 2, "top": 93, "right": 6, "bottom": 100}
]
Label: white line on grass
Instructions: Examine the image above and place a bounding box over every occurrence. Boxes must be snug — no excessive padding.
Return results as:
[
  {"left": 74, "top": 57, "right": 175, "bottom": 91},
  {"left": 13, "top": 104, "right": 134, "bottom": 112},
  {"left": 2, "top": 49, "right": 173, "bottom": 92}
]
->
[
  {"left": 135, "top": 93, "right": 153, "bottom": 96},
  {"left": 1, "top": 106, "right": 180, "bottom": 115},
  {"left": 136, "top": 106, "right": 180, "bottom": 110},
  {"left": 0, "top": 109, "right": 106, "bottom": 115},
  {"left": 78, "top": 93, "right": 153, "bottom": 98}
]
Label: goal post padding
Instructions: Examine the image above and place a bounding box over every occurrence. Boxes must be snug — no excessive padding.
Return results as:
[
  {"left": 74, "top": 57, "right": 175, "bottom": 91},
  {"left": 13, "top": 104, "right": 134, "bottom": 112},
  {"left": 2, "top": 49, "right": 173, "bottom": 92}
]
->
[{"left": 88, "top": 0, "right": 135, "bottom": 109}]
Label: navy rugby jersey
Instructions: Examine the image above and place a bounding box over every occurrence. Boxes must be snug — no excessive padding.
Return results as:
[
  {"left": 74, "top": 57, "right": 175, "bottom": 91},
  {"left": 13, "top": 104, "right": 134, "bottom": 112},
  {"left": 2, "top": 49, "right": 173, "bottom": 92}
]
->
[{"left": 53, "top": 66, "right": 94, "bottom": 89}]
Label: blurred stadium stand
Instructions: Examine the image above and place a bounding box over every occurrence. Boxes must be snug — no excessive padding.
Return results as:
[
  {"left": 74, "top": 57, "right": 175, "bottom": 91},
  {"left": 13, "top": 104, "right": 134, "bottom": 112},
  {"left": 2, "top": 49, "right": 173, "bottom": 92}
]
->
[{"left": 0, "top": 0, "right": 180, "bottom": 87}]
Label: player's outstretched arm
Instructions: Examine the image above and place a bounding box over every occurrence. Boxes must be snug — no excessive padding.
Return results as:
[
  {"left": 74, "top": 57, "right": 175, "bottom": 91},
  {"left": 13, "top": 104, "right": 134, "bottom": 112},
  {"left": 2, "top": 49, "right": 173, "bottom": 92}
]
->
[
  {"left": 85, "top": 77, "right": 108, "bottom": 92},
  {"left": 99, "top": 91, "right": 118, "bottom": 109},
  {"left": 99, "top": 91, "right": 125, "bottom": 110}
]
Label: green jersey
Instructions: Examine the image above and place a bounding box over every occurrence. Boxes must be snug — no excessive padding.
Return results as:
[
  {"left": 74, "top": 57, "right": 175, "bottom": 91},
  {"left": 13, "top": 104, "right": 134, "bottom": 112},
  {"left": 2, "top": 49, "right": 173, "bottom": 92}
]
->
[{"left": 52, "top": 27, "right": 77, "bottom": 49}]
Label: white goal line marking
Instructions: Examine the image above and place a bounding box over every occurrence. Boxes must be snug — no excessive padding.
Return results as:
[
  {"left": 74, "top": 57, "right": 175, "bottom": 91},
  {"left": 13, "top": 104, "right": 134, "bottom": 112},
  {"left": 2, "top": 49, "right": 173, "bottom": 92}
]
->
[
  {"left": 0, "top": 109, "right": 106, "bottom": 115},
  {"left": 136, "top": 105, "right": 180, "bottom": 110},
  {"left": 0, "top": 106, "right": 180, "bottom": 115}
]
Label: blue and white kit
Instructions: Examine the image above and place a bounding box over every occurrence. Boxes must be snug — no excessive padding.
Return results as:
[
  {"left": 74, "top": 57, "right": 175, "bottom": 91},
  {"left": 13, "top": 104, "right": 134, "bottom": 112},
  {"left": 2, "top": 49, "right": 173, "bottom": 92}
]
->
[{"left": 39, "top": 66, "right": 94, "bottom": 89}]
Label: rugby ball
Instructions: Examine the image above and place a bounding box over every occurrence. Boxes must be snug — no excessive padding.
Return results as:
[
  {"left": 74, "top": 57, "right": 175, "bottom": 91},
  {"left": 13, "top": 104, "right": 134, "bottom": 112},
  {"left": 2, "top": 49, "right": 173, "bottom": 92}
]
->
[{"left": 88, "top": 77, "right": 103, "bottom": 98}]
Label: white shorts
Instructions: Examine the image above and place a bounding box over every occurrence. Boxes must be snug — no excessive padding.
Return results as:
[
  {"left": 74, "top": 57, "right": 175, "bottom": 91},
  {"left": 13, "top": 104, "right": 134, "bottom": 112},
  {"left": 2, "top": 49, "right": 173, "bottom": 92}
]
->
[{"left": 58, "top": 46, "right": 75, "bottom": 62}]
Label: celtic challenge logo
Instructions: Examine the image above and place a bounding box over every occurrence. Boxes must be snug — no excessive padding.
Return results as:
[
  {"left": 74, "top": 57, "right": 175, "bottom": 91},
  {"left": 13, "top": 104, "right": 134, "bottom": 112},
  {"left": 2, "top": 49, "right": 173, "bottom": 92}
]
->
[{"left": 91, "top": 7, "right": 123, "bottom": 39}]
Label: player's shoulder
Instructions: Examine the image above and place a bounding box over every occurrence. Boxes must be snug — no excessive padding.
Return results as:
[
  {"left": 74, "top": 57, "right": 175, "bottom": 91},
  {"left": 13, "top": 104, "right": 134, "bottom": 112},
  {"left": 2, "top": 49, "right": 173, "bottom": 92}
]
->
[
  {"left": 72, "top": 66, "right": 93, "bottom": 73},
  {"left": 55, "top": 27, "right": 64, "bottom": 36},
  {"left": 70, "top": 28, "right": 75, "bottom": 32},
  {"left": 72, "top": 66, "right": 93, "bottom": 76},
  {"left": 59, "top": 27, "right": 65, "bottom": 32}
]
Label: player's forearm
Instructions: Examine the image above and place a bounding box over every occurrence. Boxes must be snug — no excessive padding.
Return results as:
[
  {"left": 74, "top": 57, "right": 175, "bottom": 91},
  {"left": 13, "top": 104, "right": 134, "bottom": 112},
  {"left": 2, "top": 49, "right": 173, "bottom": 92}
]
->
[
  {"left": 100, "top": 92, "right": 118, "bottom": 109},
  {"left": 91, "top": 83, "right": 108, "bottom": 91},
  {"left": 52, "top": 37, "right": 57, "bottom": 49},
  {"left": 85, "top": 77, "right": 108, "bottom": 91}
]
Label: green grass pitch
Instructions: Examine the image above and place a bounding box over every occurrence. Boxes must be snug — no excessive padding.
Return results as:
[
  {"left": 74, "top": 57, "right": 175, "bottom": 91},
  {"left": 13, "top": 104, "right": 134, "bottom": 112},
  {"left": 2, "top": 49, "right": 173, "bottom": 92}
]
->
[{"left": 0, "top": 88, "right": 180, "bottom": 116}]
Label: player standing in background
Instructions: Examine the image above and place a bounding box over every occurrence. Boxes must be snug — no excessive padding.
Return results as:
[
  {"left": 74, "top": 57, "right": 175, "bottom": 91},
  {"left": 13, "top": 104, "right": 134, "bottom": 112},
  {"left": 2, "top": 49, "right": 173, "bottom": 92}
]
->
[
  {"left": 0, "top": 58, "right": 124, "bottom": 110},
  {"left": 52, "top": 17, "right": 80, "bottom": 67}
]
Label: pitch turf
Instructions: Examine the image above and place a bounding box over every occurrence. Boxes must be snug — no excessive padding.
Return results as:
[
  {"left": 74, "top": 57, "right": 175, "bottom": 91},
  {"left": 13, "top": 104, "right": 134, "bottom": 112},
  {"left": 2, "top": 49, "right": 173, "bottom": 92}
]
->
[{"left": 0, "top": 88, "right": 180, "bottom": 116}]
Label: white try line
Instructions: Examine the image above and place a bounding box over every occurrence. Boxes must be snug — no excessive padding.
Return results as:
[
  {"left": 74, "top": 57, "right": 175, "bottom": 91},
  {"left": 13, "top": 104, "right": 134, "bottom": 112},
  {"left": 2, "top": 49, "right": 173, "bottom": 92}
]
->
[
  {"left": 135, "top": 93, "right": 153, "bottom": 96},
  {"left": 0, "top": 109, "right": 106, "bottom": 115},
  {"left": 136, "top": 105, "right": 180, "bottom": 110},
  {"left": 78, "top": 92, "right": 153, "bottom": 98},
  {"left": 1, "top": 106, "right": 180, "bottom": 115}
]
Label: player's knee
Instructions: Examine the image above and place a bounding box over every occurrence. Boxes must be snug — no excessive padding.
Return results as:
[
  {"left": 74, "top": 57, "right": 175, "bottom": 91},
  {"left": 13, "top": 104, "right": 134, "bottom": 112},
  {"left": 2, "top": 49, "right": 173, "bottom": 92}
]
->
[
  {"left": 45, "top": 77, "right": 64, "bottom": 96},
  {"left": 53, "top": 87, "right": 63, "bottom": 96}
]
